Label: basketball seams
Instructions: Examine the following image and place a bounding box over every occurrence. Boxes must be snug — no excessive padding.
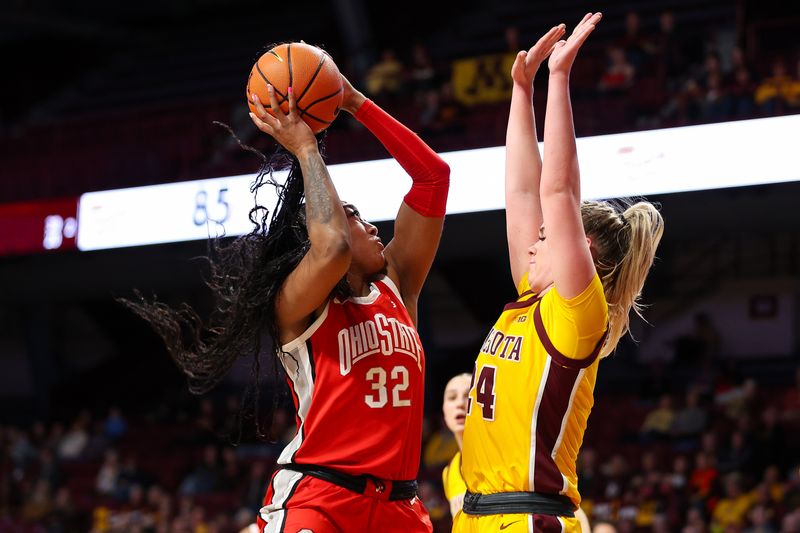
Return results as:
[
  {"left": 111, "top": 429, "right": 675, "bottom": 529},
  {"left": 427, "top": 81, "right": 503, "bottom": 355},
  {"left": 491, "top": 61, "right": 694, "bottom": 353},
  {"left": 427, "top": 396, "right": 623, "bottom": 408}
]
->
[
  {"left": 298, "top": 87, "right": 344, "bottom": 126},
  {"left": 295, "top": 54, "right": 328, "bottom": 107},
  {"left": 255, "top": 62, "right": 289, "bottom": 109}
]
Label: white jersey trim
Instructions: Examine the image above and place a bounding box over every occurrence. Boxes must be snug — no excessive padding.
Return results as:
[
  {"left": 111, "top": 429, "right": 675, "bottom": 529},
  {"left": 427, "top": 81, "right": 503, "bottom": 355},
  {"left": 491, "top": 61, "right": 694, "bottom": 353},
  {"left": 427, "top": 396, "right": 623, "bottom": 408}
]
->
[
  {"left": 277, "top": 340, "right": 316, "bottom": 465},
  {"left": 376, "top": 275, "right": 403, "bottom": 302},
  {"left": 346, "top": 282, "right": 381, "bottom": 305},
  {"left": 260, "top": 469, "right": 304, "bottom": 533},
  {"left": 281, "top": 300, "right": 331, "bottom": 353}
]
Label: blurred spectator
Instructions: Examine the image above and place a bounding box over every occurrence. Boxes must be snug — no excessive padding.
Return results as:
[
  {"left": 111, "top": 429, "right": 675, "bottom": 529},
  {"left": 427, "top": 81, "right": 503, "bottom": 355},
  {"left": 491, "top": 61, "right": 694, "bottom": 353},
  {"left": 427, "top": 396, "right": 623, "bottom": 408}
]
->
[
  {"left": 422, "top": 419, "right": 458, "bottom": 470},
  {"left": 598, "top": 46, "right": 635, "bottom": 93},
  {"left": 116, "top": 455, "right": 149, "bottom": 500},
  {"left": 712, "top": 473, "right": 753, "bottom": 530},
  {"left": 179, "top": 445, "right": 220, "bottom": 495},
  {"left": 716, "top": 378, "right": 760, "bottom": 422},
  {"left": 57, "top": 416, "right": 89, "bottom": 460},
  {"left": 700, "top": 70, "right": 727, "bottom": 121},
  {"left": 616, "top": 11, "right": 655, "bottom": 71},
  {"left": 10, "top": 427, "right": 37, "bottom": 470},
  {"left": 661, "top": 78, "right": 704, "bottom": 126},
  {"left": 366, "top": 49, "right": 405, "bottom": 99},
  {"left": 593, "top": 521, "right": 618, "bottom": 533},
  {"left": 726, "top": 62, "right": 757, "bottom": 118},
  {"left": 49, "top": 486, "right": 80, "bottom": 531},
  {"left": 718, "top": 430, "right": 755, "bottom": 477},
  {"left": 671, "top": 389, "right": 708, "bottom": 445},
  {"left": 82, "top": 419, "right": 110, "bottom": 460},
  {"left": 241, "top": 461, "right": 270, "bottom": 513},
  {"left": 683, "top": 504, "right": 708, "bottom": 533},
  {"left": 602, "top": 454, "right": 630, "bottom": 501},
  {"left": 689, "top": 451, "right": 719, "bottom": 500},
  {"left": 37, "top": 448, "right": 62, "bottom": 488},
  {"left": 653, "top": 11, "right": 688, "bottom": 88},
  {"left": 103, "top": 407, "right": 127, "bottom": 441},
  {"left": 219, "top": 446, "right": 243, "bottom": 491},
  {"left": 21, "top": 479, "right": 54, "bottom": 523},
  {"left": 746, "top": 502, "right": 778, "bottom": 533},
  {"left": 420, "top": 82, "right": 467, "bottom": 138},
  {"left": 409, "top": 43, "right": 438, "bottom": 102},
  {"left": 96, "top": 449, "right": 120, "bottom": 497},
  {"left": 782, "top": 507, "right": 800, "bottom": 533},
  {"left": 668, "top": 455, "right": 691, "bottom": 491},
  {"left": 578, "top": 448, "right": 601, "bottom": 501},
  {"left": 754, "top": 58, "right": 798, "bottom": 114},
  {"left": 640, "top": 394, "right": 675, "bottom": 441},
  {"left": 761, "top": 466, "right": 785, "bottom": 503}
]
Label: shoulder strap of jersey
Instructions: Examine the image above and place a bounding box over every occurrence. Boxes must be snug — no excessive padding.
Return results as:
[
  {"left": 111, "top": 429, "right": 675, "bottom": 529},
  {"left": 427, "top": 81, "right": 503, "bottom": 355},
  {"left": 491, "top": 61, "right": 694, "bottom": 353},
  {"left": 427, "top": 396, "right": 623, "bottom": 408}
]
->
[{"left": 533, "top": 302, "right": 608, "bottom": 369}]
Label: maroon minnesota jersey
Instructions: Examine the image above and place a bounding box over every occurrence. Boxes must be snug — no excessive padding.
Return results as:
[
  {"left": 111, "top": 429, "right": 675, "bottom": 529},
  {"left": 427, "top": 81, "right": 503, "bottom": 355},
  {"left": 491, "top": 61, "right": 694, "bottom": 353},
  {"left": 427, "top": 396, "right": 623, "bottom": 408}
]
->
[{"left": 276, "top": 275, "right": 425, "bottom": 480}]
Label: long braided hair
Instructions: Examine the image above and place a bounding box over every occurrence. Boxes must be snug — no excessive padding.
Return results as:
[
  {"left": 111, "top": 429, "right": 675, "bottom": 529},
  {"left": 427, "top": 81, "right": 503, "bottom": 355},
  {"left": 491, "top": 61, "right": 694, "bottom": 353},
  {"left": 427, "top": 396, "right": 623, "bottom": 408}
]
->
[{"left": 121, "top": 136, "right": 350, "bottom": 433}]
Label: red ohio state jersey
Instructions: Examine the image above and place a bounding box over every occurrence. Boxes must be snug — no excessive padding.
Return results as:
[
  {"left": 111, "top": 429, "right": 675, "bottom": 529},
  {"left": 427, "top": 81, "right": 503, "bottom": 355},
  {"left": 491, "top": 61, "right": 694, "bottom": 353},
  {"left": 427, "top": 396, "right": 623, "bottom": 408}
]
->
[{"left": 276, "top": 275, "right": 425, "bottom": 480}]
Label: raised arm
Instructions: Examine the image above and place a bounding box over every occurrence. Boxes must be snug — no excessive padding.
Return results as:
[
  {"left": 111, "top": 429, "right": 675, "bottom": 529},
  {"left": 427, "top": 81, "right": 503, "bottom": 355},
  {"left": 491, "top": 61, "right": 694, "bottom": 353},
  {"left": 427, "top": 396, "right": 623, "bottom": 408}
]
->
[
  {"left": 340, "top": 77, "right": 450, "bottom": 323},
  {"left": 505, "top": 24, "right": 566, "bottom": 286},
  {"left": 250, "top": 86, "right": 351, "bottom": 340},
  {"left": 540, "top": 13, "right": 603, "bottom": 299}
]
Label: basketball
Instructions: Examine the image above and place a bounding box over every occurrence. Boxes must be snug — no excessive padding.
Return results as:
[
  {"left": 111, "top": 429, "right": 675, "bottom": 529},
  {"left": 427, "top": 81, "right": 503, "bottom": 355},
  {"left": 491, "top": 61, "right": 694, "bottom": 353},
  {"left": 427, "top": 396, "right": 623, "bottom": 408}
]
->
[{"left": 246, "top": 42, "right": 344, "bottom": 134}]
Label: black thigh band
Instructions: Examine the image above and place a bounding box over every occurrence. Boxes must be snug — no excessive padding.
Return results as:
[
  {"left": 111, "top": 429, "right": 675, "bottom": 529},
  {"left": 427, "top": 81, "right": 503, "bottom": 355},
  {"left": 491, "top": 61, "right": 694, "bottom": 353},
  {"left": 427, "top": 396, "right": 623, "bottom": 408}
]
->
[{"left": 462, "top": 490, "right": 576, "bottom": 517}]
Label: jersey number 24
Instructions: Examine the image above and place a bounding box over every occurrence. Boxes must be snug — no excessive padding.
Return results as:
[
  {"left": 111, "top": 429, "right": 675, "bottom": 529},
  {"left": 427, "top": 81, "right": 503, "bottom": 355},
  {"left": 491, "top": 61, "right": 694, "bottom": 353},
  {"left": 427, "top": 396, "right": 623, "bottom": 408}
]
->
[{"left": 467, "top": 363, "right": 497, "bottom": 420}]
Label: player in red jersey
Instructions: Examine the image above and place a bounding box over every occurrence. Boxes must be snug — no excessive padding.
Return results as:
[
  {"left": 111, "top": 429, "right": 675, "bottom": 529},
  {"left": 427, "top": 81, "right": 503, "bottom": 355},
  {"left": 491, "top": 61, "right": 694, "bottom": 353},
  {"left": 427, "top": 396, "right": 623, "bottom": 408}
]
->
[{"left": 124, "top": 72, "right": 448, "bottom": 533}]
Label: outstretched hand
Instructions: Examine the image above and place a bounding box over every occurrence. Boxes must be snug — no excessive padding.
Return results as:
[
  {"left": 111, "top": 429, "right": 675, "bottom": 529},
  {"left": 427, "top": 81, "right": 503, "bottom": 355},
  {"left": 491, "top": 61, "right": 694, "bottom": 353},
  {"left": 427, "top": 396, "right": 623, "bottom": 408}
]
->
[
  {"left": 548, "top": 12, "right": 602, "bottom": 75},
  {"left": 511, "top": 23, "right": 566, "bottom": 88},
  {"left": 249, "top": 85, "right": 318, "bottom": 158}
]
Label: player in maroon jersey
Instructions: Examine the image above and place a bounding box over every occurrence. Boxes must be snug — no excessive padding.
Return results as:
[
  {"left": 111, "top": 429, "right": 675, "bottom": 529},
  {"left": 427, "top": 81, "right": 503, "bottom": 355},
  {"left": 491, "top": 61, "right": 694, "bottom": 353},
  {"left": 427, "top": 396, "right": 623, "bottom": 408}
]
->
[{"left": 125, "top": 75, "right": 448, "bottom": 533}]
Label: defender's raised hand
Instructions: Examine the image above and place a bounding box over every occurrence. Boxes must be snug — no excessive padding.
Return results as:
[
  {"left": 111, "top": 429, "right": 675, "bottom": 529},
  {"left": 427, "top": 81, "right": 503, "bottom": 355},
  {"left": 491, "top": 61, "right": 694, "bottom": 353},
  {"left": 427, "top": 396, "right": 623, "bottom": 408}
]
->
[
  {"left": 548, "top": 12, "right": 602, "bottom": 75},
  {"left": 511, "top": 23, "right": 566, "bottom": 88}
]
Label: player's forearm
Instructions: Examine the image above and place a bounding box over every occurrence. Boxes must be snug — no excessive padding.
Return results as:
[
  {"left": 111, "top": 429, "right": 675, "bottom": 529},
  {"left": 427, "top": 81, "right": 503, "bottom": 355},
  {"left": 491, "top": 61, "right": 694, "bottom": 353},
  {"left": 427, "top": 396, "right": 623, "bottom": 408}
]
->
[
  {"left": 541, "top": 73, "right": 580, "bottom": 200},
  {"left": 297, "top": 148, "right": 350, "bottom": 249},
  {"left": 505, "top": 84, "right": 543, "bottom": 202}
]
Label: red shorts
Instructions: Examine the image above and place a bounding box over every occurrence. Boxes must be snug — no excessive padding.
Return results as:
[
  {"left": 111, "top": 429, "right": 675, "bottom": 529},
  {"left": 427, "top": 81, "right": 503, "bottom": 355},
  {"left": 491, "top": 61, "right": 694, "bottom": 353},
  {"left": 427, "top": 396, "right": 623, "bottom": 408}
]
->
[{"left": 256, "top": 469, "right": 432, "bottom": 533}]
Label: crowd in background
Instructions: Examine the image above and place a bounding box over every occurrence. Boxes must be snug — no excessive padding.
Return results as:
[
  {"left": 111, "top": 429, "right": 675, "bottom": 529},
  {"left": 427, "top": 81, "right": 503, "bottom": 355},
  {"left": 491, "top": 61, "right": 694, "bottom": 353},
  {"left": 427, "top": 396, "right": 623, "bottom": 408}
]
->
[
  {"left": 356, "top": 10, "right": 800, "bottom": 139},
  {"left": 2, "top": 357, "right": 799, "bottom": 532}
]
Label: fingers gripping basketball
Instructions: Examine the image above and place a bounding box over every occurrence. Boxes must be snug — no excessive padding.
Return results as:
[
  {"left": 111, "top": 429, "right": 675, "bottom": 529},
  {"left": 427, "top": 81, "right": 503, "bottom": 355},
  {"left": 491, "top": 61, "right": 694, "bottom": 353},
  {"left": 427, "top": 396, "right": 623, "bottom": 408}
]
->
[{"left": 246, "top": 42, "right": 344, "bottom": 134}]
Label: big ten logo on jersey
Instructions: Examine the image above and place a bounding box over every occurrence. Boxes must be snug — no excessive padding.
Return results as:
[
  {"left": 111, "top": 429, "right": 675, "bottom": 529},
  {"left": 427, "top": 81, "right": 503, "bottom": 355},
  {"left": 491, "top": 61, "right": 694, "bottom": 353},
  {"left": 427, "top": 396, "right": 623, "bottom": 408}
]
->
[
  {"left": 480, "top": 328, "right": 523, "bottom": 362},
  {"left": 337, "top": 313, "right": 422, "bottom": 376}
]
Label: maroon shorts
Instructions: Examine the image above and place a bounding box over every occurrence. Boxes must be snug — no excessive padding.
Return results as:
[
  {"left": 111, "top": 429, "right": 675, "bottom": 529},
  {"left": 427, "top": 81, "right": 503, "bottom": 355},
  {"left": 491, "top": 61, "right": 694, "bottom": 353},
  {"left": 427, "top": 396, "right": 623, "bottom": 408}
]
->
[{"left": 256, "top": 469, "right": 432, "bottom": 533}]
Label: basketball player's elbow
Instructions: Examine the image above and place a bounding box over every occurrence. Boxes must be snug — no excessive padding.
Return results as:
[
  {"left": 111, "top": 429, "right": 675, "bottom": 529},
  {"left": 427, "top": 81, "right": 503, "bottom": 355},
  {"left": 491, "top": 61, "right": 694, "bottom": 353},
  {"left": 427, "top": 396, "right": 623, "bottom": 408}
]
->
[{"left": 432, "top": 158, "right": 451, "bottom": 182}]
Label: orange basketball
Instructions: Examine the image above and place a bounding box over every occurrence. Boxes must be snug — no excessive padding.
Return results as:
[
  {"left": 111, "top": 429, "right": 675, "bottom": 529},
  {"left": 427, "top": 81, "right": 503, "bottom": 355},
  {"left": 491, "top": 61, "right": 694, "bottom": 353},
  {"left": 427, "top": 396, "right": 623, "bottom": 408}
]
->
[{"left": 246, "top": 43, "right": 344, "bottom": 134}]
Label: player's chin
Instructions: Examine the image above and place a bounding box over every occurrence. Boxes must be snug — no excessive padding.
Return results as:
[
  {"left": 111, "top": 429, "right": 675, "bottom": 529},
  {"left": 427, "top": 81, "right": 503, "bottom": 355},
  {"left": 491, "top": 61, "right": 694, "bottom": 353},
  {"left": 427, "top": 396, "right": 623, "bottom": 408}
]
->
[{"left": 368, "top": 257, "right": 389, "bottom": 278}]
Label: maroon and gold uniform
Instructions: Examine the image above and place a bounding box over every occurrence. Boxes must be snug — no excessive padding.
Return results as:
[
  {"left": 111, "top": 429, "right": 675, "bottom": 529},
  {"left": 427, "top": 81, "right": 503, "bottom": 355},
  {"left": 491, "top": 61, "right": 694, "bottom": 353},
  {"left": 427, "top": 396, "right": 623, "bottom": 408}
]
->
[{"left": 454, "top": 275, "right": 608, "bottom": 533}]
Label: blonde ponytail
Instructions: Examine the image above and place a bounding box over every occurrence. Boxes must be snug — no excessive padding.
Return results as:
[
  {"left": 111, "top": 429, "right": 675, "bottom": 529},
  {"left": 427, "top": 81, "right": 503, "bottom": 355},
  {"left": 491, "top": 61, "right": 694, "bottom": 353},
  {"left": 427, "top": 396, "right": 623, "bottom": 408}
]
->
[{"left": 581, "top": 200, "right": 664, "bottom": 357}]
